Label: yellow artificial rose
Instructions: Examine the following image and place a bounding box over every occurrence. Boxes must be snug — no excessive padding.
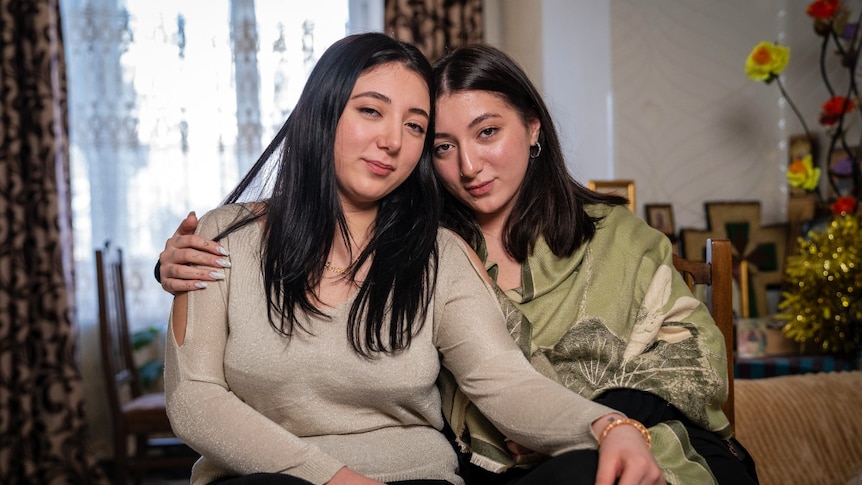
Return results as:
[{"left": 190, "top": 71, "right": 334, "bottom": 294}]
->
[
  {"left": 787, "top": 154, "right": 821, "bottom": 191},
  {"left": 745, "top": 42, "right": 790, "bottom": 82}
]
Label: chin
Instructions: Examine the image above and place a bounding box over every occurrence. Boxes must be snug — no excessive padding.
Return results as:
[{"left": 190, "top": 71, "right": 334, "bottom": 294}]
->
[{"left": 469, "top": 204, "right": 500, "bottom": 217}]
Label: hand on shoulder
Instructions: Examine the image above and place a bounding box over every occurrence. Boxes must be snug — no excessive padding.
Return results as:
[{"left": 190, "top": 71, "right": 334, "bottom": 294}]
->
[{"left": 158, "top": 211, "right": 231, "bottom": 294}]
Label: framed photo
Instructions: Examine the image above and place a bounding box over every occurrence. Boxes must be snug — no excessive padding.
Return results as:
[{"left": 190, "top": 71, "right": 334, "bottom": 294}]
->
[
  {"left": 828, "top": 146, "right": 859, "bottom": 198},
  {"left": 587, "top": 179, "right": 635, "bottom": 212},
  {"left": 645, "top": 203, "right": 675, "bottom": 237}
]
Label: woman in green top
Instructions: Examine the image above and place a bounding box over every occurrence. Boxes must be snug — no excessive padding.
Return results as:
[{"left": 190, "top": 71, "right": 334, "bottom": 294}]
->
[{"left": 157, "top": 42, "right": 757, "bottom": 485}]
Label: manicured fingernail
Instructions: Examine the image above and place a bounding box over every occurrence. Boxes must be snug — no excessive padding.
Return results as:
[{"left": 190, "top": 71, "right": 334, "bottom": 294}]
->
[
  {"left": 217, "top": 246, "right": 230, "bottom": 256},
  {"left": 209, "top": 272, "right": 226, "bottom": 280},
  {"left": 194, "top": 282, "right": 208, "bottom": 289},
  {"left": 216, "top": 259, "right": 232, "bottom": 268}
]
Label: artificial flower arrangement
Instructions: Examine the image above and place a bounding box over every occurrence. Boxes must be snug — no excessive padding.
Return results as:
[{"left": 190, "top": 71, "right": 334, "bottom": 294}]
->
[
  {"left": 745, "top": 0, "right": 860, "bottom": 212},
  {"left": 746, "top": 0, "right": 862, "bottom": 357}
]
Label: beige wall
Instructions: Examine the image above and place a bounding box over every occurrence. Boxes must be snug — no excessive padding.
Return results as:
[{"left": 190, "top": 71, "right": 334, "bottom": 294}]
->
[
  {"left": 488, "top": 0, "right": 831, "bottom": 230},
  {"left": 486, "top": 1, "right": 614, "bottom": 185},
  {"left": 484, "top": 0, "right": 543, "bottom": 90}
]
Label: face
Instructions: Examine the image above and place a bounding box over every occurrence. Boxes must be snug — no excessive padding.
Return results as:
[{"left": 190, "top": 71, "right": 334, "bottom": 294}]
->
[
  {"left": 333, "top": 63, "right": 430, "bottom": 212},
  {"left": 432, "top": 90, "right": 540, "bottom": 226}
]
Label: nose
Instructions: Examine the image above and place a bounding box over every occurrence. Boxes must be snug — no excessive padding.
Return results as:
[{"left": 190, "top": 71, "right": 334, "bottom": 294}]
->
[
  {"left": 459, "top": 146, "right": 483, "bottom": 178},
  {"left": 378, "top": 122, "right": 402, "bottom": 153}
]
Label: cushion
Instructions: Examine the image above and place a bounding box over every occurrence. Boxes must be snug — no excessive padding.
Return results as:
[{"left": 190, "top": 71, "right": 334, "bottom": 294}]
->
[{"left": 734, "top": 371, "right": 862, "bottom": 485}]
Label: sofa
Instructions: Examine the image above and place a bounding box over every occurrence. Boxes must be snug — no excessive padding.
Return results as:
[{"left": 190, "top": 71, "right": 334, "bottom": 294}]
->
[{"left": 734, "top": 370, "right": 862, "bottom": 485}]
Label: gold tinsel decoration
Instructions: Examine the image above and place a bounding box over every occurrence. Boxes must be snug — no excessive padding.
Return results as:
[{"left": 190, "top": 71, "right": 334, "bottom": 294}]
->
[{"left": 777, "top": 214, "right": 862, "bottom": 354}]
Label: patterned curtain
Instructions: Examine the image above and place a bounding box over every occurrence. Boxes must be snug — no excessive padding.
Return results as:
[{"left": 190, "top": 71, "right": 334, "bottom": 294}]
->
[
  {"left": 384, "top": 0, "right": 482, "bottom": 62},
  {"left": 0, "top": 0, "right": 107, "bottom": 483}
]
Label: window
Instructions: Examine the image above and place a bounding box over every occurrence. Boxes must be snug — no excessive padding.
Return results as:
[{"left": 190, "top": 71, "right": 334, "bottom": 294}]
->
[{"left": 61, "top": 0, "right": 382, "bottom": 332}]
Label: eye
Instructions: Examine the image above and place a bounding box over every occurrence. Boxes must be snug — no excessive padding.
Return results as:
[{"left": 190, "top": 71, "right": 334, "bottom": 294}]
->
[
  {"left": 434, "top": 142, "right": 454, "bottom": 156},
  {"left": 478, "top": 127, "right": 498, "bottom": 138},
  {"left": 359, "top": 107, "right": 381, "bottom": 117},
  {"left": 406, "top": 121, "right": 426, "bottom": 135}
]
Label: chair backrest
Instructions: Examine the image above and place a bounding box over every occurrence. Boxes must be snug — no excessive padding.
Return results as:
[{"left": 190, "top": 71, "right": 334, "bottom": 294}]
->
[
  {"left": 672, "top": 238, "right": 735, "bottom": 432},
  {"left": 96, "top": 243, "right": 143, "bottom": 421}
]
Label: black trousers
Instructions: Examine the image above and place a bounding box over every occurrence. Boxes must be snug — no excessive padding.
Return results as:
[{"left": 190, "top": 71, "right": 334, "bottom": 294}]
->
[
  {"left": 457, "top": 389, "right": 758, "bottom": 485},
  {"left": 212, "top": 454, "right": 597, "bottom": 485},
  {"left": 595, "top": 388, "right": 759, "bottom": 485},
  {"left": 210, "top": 474, "right": 452, "bottom": 485},
  {"left": 461, "top": 449, "right": 599, "bottom": 485}
]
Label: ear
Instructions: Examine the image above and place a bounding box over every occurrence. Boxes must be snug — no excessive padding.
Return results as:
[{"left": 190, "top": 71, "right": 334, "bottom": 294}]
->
[{"left": 528, "top": 118, "right": 541, "bottom": 145}]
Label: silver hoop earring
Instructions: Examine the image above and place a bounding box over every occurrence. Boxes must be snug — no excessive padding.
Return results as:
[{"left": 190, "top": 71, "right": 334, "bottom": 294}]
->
[{"left": 529, "top": 142, "right": 542, "bottom": 159}]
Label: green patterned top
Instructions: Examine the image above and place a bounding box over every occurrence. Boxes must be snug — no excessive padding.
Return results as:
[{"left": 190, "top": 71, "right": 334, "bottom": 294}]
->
[{"left": 442, "top": 204, "right": 731, "bottom": 484}]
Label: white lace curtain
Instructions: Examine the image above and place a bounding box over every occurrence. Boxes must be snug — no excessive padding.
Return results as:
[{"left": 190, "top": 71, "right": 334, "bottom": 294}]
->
[{"left": 60, "top": 0, "right": 383, "bottom": 333}]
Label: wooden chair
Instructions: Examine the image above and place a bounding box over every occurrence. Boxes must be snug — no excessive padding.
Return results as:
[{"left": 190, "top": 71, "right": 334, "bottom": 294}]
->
[
  {"left": 672, "top": 238, "right": 735, "bottom": 432},
  {"left": 96, "top": 242, "right": 197, "bottom": 484}
]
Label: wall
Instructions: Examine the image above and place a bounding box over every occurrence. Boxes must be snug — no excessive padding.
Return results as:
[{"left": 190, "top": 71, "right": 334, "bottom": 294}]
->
[
  {"left": 488, "top": 0, "right": 831, "bottom": 230},
  {"left": 611, "top": 0, "right": 807, "bottom": 230},
  {"left": 484, "top": 0, "right": 544, "bottom": 90},
  {"left": 485, "top": 0, "right": 613, "bottom": 184}
]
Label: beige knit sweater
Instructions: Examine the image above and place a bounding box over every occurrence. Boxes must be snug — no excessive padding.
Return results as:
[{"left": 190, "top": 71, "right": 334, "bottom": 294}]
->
[{"left": 164, "top": 204, "right": 613, "bottom": 485}]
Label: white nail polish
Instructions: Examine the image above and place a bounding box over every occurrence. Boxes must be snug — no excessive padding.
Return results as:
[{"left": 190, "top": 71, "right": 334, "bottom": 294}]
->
[
  {"left": 210, "top": 272, "right": 226, "bottom": 280},
  {"left": 216, "top": 259, "right": 232, "bottom": 268},
  {"left": 217, "top": 246, "right": 230, "bottom": 256},
  {"left": 195, "top": 282, "right": 209, "bottom": 289}
]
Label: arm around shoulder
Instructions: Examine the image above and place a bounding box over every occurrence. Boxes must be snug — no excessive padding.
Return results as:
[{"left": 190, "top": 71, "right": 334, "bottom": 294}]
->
[{"left": 432, "top": 231, "right": 615, "bottom": 455}]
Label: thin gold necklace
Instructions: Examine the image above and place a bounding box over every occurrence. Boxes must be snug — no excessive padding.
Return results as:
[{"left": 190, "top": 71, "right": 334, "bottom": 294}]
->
[
  {"left": 324, "top": 261, "right": 351, "bottom": 274},
  {"left": 482, "top": 230, "right": 503, "bottom": 243}
]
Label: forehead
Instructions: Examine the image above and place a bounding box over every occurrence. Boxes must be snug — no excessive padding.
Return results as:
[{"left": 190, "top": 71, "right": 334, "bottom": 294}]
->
[
  {"left": 435, "top": 91, "right": 515, "bottom": 123},
  {"left": 353, "top": 63, "right": 430, "bottom": 100}
]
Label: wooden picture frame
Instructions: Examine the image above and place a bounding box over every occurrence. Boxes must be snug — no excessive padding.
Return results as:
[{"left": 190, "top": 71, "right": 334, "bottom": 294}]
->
[
  {"left": 587, "top": 179, "right": 635, "bottom": 212},
  {"left": 678, "top": 201, "right": 789, "bottom": 318},
  {"left": 645, "top": 203, "right": 675, "bottom": 237}
]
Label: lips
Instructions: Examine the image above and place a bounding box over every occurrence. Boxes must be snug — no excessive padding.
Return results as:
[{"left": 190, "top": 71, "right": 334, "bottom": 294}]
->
[
  {"left": 466, "top": 180, "right": 493, "bottom": 196},
  {"left": 365, "top": 160, "right": 394, "bottom": 176}
]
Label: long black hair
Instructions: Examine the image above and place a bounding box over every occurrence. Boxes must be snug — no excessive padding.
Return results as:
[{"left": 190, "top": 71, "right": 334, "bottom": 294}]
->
[
  {"left": 433, "top": 44, "right": 626, "bottom": 262},
  {"left": 218, "top": 32, "right": 440, "bottom": 357}
]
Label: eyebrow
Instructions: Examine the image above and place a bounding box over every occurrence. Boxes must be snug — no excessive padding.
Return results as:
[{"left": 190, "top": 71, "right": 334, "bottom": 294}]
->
[
  {"left": 434, "top": 112, "right": 502, "bottom": 139},
  {"left": 352, "top": 91, "right": 430, "bottom": 120}
]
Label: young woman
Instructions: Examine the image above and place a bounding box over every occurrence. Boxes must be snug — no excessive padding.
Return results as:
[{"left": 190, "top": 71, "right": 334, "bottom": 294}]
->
[
  {"left": 163, "top": 33, "right": 662, "bottom": 485},
  {"left": 429, "top": 45, "right": 757, "bottom": 485}
]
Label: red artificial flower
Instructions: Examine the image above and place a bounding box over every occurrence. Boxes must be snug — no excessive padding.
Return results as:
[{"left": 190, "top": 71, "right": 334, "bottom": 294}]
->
[
  {"left": 819, "top": 95, "right": 855, "bottom": 126},
  {"left": 831, "top": 195, "right": 858, "bottom": 215},
  {"left": 807, "top": 0, "right": 840, "bottom": 19}
]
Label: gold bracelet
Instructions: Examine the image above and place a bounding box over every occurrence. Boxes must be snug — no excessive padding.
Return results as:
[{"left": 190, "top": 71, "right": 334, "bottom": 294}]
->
[{"left": 598, "top": 418, "right": 652, "bottom": 450}]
